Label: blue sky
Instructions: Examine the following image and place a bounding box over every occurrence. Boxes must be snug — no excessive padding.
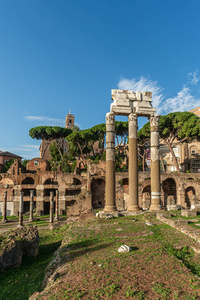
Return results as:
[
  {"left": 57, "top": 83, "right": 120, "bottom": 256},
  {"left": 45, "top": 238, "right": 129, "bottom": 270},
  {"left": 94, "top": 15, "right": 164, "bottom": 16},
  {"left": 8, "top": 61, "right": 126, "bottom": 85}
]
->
[{"left": 0, "top": 0, "right": 200, "bottom": 159}]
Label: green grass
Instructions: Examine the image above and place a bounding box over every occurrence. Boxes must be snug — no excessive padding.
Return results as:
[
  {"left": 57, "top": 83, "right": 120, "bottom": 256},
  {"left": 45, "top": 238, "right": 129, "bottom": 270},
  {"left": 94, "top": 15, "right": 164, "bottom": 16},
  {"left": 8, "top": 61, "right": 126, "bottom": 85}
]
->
[{"left": 0, "top": 227, "right": 67, "bottom": 300}]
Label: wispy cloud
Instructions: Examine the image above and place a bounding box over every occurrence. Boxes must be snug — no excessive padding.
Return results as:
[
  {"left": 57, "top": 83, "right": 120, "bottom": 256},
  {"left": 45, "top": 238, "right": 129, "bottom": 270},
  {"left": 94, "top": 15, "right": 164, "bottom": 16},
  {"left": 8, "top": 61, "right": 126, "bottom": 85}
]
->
[
  {"left": 162, "top": 85, "right": 200, "bottom": 113},
  {"left": 25, "top": 115, "right": 65, "bottom": 126},
  {"left": 117, "top": 75, "right": 200, "bottom": 115},
  {"left": 20, "top": 145, "right": 39, "bottom": 150},
  {"left": 118, "top": 76, "right": 164, "bottom": 113},
  {"left": 188, "top": 71, "right": 199, "bottom": 85}
]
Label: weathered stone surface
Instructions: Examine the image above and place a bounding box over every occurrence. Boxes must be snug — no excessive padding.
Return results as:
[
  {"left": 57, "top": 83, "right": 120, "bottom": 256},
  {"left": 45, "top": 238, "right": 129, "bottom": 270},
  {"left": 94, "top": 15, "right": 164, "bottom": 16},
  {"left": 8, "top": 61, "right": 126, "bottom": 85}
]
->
[
  {"left": 0, "top": 225, "right": 39, "bottom": 271},
  {"left": 181, "top": 209, "right": 197, "bottom": 217},
  {"left": 118, "top": 245, "right": 132, "bottom": 253}
]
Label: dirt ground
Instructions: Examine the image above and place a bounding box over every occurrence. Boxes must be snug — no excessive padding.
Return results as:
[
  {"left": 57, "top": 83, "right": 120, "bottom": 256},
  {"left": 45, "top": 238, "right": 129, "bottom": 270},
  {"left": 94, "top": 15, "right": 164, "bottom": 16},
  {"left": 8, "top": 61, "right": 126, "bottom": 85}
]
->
[{"left": 29, "top": 213, "right": 200, "bottom": 300}]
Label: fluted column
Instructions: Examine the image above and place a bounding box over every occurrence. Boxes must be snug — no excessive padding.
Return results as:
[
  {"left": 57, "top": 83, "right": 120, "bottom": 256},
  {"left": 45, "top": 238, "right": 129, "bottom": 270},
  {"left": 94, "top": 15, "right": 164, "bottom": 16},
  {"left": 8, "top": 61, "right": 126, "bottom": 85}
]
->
[
  {"left": 29, "top": 190, "right": 34, "bottom": 222},
  {"left": 104, "top": 112, "right": 116, "bottom": 212},
  {"left": 2, "top": 191, "right": 8, "bottom": 222},
  {"left": 128, "top": 113, "right": 139, "bottom": 211},
  {"left": 150, "top": 114, "right": 161, "bottom": 211},
  {"left": 49, "top": 191, "right": 54, "bottom": 224},
  {"left": 19, "top": 192, "right": 24, "bottom": 226}
]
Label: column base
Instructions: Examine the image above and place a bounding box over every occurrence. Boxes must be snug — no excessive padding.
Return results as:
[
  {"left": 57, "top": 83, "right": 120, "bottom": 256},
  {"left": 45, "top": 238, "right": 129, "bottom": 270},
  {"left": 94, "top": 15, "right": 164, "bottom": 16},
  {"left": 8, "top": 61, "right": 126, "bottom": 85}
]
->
[
  {"left": 149, "top": 204, "right": 162, "bottom": 211},
  {"left": 103, "top": 205, "right": 117, "bottom": 213},
  {"left": 29, "top": 218, "right": 34, "bottom": 222},
  {"left": 128, "top": 205, "right": 140, "bottom": 212}
]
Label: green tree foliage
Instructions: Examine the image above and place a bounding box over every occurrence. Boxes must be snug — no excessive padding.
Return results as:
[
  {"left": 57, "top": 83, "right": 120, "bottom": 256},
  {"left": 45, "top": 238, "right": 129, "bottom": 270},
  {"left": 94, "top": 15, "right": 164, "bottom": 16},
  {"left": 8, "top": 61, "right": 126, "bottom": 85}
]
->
[
  {"left": 1, "top": 159, "right": 14, "bottom": 173},
  {"left": 66, "top": 129, "right": 98, "bottom": 161},
  {"left": 138, "top": 112, "right": 200, "bottom": 173},
  {"left": 49, "top": 142, "right": 62, "bottom": 162},
  {"left": 29, "top": 126, "right": 72, "bottom": 159},
  {"left": 21, "top": 159, "right": 30, "bottom": 168},
  {"left": 90, "top": 123, "right": 106, "bottom": 152}
]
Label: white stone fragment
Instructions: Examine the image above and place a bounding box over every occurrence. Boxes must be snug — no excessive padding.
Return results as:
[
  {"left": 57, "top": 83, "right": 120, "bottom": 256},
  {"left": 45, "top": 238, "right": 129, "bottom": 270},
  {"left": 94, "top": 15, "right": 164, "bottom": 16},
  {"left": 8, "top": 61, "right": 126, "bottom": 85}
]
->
[
  {"left": 145, "top": 222, "right": 154, "bottom": 226},
  {"left": 118, "top": 245, "right": 132, "bottom": 253},
  {"left": 116, "top": 228, "right": 123, "bottom": 231}
]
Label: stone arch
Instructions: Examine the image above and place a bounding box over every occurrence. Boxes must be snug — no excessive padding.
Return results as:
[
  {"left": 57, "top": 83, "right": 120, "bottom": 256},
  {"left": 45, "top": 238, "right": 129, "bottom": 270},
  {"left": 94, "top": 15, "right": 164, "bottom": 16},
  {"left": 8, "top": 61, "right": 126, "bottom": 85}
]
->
[
  {"left": 44, "top": 178, "right": 58, "bottom": 185},
  {"left": 185, "top": 186, "right": 196, "bottom": 208},
  {"left": 91, "top": 178, "right": 105, "bottom": 209},
  {"left": 22, "top": 177, "right": 35, "bottom": 185},
  {"left": 162, "top": 178, "right": 176, "bottom": 207},
  {"left": 73, "top": 178, "right": 81, "bottom": 185}
]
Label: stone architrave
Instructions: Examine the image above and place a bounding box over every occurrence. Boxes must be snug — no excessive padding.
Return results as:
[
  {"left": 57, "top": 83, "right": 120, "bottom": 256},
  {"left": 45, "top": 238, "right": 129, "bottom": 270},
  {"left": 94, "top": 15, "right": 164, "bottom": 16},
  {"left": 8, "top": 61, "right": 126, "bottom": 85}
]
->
[
  {"left": 19, "top": 192, "right": 24, "bottom": 226},
  {"left": 149, "top": 114, "right": 161, "bottom": 211},
  {"left": 2, "top": 191, "right": 8, "bottom": 222},
  {"left": 54, "top": 190, "right": 59, "bottom": 221},
  {"left": 49, "top": 192, "right": 54, "bottom": 224},
  {"left": 104, "top": 112, "right": 117, "bottom": 212},
  {"left": 29, "top": 190, "right": 34, "bottom": 222},
  {"left": 128, "top": 113, "right": 139, "bottom": 211}
]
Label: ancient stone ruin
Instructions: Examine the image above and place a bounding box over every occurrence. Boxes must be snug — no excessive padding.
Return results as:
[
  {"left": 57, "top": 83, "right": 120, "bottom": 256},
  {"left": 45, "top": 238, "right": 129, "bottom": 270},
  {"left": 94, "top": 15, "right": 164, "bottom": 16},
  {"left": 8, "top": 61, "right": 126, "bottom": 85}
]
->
[
  {"left": 104, "top": 89, "right": 161, "bottom": 213},
  {"left": 0, "top": 225, "right": 39, "bottom": 271}
]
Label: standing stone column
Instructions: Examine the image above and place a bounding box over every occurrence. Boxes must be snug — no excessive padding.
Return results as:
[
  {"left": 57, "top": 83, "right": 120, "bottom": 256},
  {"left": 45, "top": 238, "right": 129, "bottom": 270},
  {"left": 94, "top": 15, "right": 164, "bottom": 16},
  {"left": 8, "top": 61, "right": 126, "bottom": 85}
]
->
[
  {"left": 49, "top": 192, "right": 54, "bottom": 224},
  {"left": 128, "top": 113, "right": 139, "bottom": 211},
  {"left": 54, "top": 190, "right": 59, "bottom": 221},
  {"left": 104, "top": 112, "right": 117, "bottom": 212},
  {"left": 29, "top": 190, "right": 34, "bottom": 222},
  {"left": 150, "top": 114, "right": 161, "bottom": 211},
  {"left": 2, "top": 191, "right": 8, "bottom": 222},
  {"left": 19, "top": 192, "right": 24, "bottom": 226}
]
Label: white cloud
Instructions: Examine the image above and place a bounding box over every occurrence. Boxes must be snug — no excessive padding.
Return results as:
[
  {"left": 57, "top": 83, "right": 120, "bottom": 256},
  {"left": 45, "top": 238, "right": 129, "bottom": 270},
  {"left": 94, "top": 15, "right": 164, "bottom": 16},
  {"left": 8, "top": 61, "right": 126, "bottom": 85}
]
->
[
  {"left": 25, "top": 115, "right": 65, "bottom": 126},
  {"left": 20, "top": 145, "right": 39, "bottom": 149},
  {"left": 118, "top": 76, "right": 164, "bottom": 113},
  {"left": 162, "top": 85, "right": 200, "bottom": 113},
  {"left": 117, "top": 75, "right": 200, "bottom": 115},
  {"left": 188, "top": 71, "right": 199, "bottom": 85}
]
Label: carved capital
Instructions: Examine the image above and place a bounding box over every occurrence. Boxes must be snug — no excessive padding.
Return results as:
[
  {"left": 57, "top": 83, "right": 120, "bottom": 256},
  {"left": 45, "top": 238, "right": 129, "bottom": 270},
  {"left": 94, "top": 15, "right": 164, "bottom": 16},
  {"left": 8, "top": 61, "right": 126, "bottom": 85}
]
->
[
  {"left": 150, "top": 114, "right": 160, "bottom": 131},
  {"left": 106, "top": 112, "right": 115, "bottom": 125},
  {"left": 128, "top": 113, "right": 137, "bottom": 126}
]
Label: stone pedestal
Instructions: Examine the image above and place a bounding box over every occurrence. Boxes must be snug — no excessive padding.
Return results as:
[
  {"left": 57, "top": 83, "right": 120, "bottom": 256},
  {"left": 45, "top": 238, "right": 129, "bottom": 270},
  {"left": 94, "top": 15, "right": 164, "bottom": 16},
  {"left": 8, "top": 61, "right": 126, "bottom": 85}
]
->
[
  {"left": 104, "top": 112, "right": 116, "bottom": 212},
  {"left": 18, "top": 192, "right": 24, "bottom": 227},
  {"left": 2, "top": 191, "right": 8, "bottom": 223},
  {"left": 29, "top": 190, "right": 34, "bottom": 222},
  {"left": 128, "top": 113, "right": 139, "bottom": 211},
  {"left": 149, "top": 115, "right": 161, "bottom": 211},
  {"left": 49, "top": 192, "right": 54, "bottom": 224}
]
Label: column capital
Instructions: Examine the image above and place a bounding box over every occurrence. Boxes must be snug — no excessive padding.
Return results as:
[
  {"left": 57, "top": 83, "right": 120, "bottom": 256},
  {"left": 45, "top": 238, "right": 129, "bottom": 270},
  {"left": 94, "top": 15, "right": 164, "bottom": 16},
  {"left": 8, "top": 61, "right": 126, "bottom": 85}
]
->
[
  {"left": 150, "top": 114, "right": 160, "bottom": 131},
  {"left": 106, "top": 112, "right": 115, "bottom": 125},
  {"left": 128, "top": 113, "right": 137, "bottom": 125}
]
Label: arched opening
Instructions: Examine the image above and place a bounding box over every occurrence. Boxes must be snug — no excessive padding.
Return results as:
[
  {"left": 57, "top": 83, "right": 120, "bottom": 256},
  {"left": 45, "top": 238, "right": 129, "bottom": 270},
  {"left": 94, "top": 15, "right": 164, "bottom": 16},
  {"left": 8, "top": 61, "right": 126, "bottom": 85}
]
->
[
  {"left": 122, "top": 178, "right": 129, "bottom": 194},
  {"left": 44, "top": 178, "right": 58, "bottom": 185},
  {"left": 73, "top": 178, "right": 81, "bottom": 185},
  {"left": 162, "top": 178, "right": 176, "bottom": 207},
  {"left": 185, "top": 186, "right": 196, "bottom": 208},
  {"left": 22, "top": 177, "right": 35, "bottom": 185},
  {"left": 91, "top": 178, "right": 105, "bottom": 209},
  {"left": 44, "top": 189, "right": 57, "bottom": 197}
]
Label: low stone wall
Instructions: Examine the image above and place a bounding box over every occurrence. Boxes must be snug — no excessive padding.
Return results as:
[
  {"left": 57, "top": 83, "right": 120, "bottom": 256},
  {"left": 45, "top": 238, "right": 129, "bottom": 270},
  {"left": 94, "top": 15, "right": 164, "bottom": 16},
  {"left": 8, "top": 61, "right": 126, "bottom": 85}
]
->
[
  {"left": 156, "top": 212, "right": 200, "bottom": 244},
  {"left": 0, "top": 225, "right": 39, "bottom": 271}
]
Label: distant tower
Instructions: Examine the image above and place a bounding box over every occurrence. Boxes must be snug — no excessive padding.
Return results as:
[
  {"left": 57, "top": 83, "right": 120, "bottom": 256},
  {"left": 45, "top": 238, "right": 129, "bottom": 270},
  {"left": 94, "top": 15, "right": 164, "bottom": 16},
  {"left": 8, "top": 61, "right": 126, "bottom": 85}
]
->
[{"left": 65, "top": 110, "right": 75, "bottom": 129}]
